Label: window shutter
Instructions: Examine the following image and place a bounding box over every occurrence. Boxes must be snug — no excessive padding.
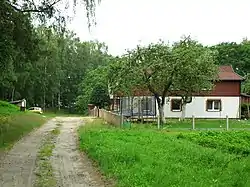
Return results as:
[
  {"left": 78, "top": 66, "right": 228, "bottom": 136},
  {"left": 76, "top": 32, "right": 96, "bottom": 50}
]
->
[
  {"left": 206, "top": 100, "right": 208, "bottom": 111},
  {"left": 220, "top": 100, "right": 222, "bottom": 111}
]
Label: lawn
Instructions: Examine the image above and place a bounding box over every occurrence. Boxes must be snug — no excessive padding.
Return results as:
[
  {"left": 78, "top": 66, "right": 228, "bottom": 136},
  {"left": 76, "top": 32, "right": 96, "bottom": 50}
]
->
[
  {"left": 169, "top": 118, "right": 250, "bottom": 129},
  {"left": 0, "top": 101, "right": 48, "bottom": 150},
  {"left": 132, "top": 118, "right": 250, "bottom": 130},
  {"left": 78, "top": 119, "right": 250, "bottom": 187}
]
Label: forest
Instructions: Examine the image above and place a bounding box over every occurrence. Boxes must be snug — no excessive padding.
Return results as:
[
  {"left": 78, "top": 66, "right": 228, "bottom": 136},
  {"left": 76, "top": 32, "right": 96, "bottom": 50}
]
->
[{"left": 1, "top": 0, "right": 250, "bottom": 114}]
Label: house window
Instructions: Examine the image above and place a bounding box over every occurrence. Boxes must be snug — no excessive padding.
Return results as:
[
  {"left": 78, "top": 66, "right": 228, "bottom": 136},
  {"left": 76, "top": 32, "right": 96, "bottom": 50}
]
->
[
  {"left": 171, "top": 99, "right": 182, "bottom": 111},
  {"left": 206, "top": 100, "right": 221, "bottom": 111}
]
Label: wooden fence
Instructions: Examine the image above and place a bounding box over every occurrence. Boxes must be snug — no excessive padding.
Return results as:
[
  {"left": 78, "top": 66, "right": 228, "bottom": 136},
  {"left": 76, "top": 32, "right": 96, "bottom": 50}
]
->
[{"left": 89, "top": 107, "right": 123, "bottom": 126}]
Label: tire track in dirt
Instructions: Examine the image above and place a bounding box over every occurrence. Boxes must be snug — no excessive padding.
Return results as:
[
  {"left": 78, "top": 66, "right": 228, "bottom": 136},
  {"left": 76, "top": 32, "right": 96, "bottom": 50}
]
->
[
  {"left": 0, "top": 117, "right": 107, "bottom": 187},
  {"left": 0, "top": 118, "right": 59, "bottom": 187},
  {"left": 51, "top": 117, "right": 106, "bottom": 187}
]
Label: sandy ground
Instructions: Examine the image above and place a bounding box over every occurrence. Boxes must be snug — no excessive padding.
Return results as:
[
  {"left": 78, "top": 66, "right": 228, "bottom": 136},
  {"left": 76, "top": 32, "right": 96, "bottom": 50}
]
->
[
  {"left": 51, "top": 117, "right": 105, "bottom": 187},
  {"left": 0, "top": 117, "right": 106, "bottom": 187}
]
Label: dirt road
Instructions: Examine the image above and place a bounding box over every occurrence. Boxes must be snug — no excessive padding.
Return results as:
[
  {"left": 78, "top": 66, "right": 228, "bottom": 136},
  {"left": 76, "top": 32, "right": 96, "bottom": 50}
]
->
[{"left": 0, "top": 117, "right": 106, "bottom": 187}]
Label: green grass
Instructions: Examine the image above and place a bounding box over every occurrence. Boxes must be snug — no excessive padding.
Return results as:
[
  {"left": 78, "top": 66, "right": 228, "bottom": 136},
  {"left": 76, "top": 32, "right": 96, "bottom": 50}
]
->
[
  {"left": 133, "top": 119, "right": 250, "bottom": 129},
  {"left": 78, "top": 120, "right": 250, "bottom": 187},
  {"left": 177, "top": 131, "right": 250, "bottom": 156},
  {"left": 35, "top": 128, "right": 60, "bottom": 187},
  {"left": 0, "top": 100, "right": 48, "bottom": 150},
  {"left": 0, "top": 100, "right": 20, "bottom": 116}
]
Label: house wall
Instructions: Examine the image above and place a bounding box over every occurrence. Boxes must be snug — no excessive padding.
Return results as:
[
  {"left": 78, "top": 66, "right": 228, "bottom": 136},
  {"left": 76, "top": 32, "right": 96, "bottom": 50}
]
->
[
  {"left": 156, "top": 96, "right": 240, "bottom": 119},
  {"left": 210, "top": 81, "right": 241, "bottom": 96}
]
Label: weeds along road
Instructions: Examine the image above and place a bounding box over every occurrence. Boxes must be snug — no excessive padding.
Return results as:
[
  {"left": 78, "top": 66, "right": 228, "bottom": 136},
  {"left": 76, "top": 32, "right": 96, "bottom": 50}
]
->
[{"left": 0, "top": 117, "right": 105, "bottom": 187}]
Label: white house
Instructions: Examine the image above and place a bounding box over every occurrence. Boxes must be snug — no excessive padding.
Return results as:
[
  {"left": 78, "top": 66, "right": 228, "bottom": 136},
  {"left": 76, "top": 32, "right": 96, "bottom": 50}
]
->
[{"left": 111, "top": 65, "right": 246, "bottom": 119}]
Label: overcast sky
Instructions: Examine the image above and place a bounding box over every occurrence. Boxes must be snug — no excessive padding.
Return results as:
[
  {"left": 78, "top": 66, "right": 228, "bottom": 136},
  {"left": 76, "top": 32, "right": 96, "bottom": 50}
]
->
[{"left": 68, "top": 0, "right": 250, "bottom": 56}]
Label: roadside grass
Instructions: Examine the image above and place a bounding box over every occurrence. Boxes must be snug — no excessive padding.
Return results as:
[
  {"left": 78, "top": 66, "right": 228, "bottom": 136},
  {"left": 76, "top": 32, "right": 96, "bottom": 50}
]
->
[
  {"left": 0, "top": 101, "right": 48, "bottom": 150},
  {"left": 132, "top": 118, "right": 250, "bottom": 129},
  {"left": 78, "top": 119, "right": 250, "bottom": 187},
  {"left": 177, "top": 131, "right": 250, "bottom": 156},
  {"left": 35, "top": 127, "right": 60, "bottom": 187}
]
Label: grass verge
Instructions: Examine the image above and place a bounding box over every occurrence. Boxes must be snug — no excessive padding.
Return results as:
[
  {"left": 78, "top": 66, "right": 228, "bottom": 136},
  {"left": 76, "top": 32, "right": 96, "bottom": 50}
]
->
[
  {"left": 0, "top": 101, "right": 48, "bottom": 150},
  {"left": 34, "top": 126, "right": 60, "bottom": 187},
  {"left": 163, "top": 118, "right": 250, "bottom": 129},
  {"left": 78, "top": 119, "right": 250, "bottom": 187}
]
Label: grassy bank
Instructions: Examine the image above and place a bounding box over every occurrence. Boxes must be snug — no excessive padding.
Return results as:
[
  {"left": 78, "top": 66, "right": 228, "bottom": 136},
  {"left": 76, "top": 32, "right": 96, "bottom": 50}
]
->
[
  {"left": 0, "top": 101, "right": 47, "bottom": 150},
  {"left": 78, "top": 119, "right": 250, "bottom": 187}
]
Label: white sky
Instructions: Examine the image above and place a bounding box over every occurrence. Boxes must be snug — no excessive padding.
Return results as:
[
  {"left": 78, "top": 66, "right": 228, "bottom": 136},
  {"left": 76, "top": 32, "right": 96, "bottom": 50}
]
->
[{"left": 68, "top": 0, "right": 250, "bottom": 56}]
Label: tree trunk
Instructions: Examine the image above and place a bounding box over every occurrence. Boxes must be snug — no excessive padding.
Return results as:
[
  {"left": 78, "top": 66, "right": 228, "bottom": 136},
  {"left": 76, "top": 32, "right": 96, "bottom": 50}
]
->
[
  {"left": 11, "top": 87, "right": 15, "bottom": 101},
  {"left": 58, "top": 81, "right": 61, "bottom": 111},
  {"left": 58, "top": 91, "right": 61, "bottom": 111},
  {"left": 43, "top": 89, "right": 46, "bottom": 112},
  {"left": 156, "top": 97, "right": 165, "bottom": 126},
  {"left": 52, "top": 94, "right": 54, "bottom": 110},
  {"left": 180, "top": 103, "right": 187, "bottom": 120},
  {"left": 158, "top": 105, "right": 165, "bottom": 125}
]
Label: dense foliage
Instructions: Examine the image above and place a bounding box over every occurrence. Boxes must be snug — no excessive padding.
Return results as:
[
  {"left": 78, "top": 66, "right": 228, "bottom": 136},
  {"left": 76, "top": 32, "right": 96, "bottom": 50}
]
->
[
  {"left": 78, "top": 120, "right": 250, "bottom": 187},
  {"left": 0, "top": 8, "right": 111, "bottom": 111},
  {"left": 0, "top": 0, "right": 108, "bottom": 113},
  {"left": 210, "top": 41, "right": 250, "bottom": 94},
  {"left": 76, "top": 62, "right": 111, "bottom": 113}
]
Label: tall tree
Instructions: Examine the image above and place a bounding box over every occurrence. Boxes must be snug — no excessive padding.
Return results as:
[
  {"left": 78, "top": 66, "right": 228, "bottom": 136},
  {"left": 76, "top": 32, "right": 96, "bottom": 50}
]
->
[
  {"left": 76, "top": 66, "right": 110, "bottom": 113},
  {"left": 171, "top": 38, "right": 218, "bottom": 120}
]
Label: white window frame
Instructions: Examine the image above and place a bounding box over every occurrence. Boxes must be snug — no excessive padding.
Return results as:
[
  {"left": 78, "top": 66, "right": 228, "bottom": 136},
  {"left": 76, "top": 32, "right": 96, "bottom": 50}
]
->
[{"left": 207, "top": 100, "right": 221, "bottom": 112}]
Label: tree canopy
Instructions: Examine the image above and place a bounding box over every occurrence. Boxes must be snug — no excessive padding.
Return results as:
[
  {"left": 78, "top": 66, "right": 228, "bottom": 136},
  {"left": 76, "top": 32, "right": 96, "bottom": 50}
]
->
[
  {"left": 109, "top": 37, "right": 218, "bottom": 125},
  {"left": 6, "top": 0, "right": 100, "bottom": 27},
  {"left": 210, "top": 40, "right": 250, "bottom": 94}
]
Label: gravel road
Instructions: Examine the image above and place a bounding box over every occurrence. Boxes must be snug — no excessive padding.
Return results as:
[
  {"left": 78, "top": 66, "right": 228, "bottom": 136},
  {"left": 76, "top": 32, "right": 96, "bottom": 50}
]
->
[{"left": 0, "top": 117, "right": 106, "bottom": 187}]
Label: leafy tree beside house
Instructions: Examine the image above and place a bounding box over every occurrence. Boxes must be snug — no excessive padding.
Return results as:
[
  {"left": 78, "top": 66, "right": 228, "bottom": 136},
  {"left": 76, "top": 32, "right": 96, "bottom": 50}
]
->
[
  {"left": 171, "top": 38, "right": 218, "bottom": 120},
  {"left": 109, "top": 37, "right": 218, "bottom": 125}
]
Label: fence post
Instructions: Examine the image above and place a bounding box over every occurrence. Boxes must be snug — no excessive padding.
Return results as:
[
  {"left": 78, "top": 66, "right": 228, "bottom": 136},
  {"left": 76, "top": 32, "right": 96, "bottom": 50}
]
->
[
  {"left": 157, "top": 115, "right": 160, "bottom": 129},
  {"left": 226, "top": 115, "right": 229, "bottom": 131},
  {"left": 192, "top": 115, "right": 195, "bottom": 130}
]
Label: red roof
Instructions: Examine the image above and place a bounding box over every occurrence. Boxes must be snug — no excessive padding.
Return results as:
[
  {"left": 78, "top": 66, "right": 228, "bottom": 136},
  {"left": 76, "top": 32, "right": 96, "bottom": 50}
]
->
[{"left": 218, "top": 65, "right": 243, "bottom": 81}]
